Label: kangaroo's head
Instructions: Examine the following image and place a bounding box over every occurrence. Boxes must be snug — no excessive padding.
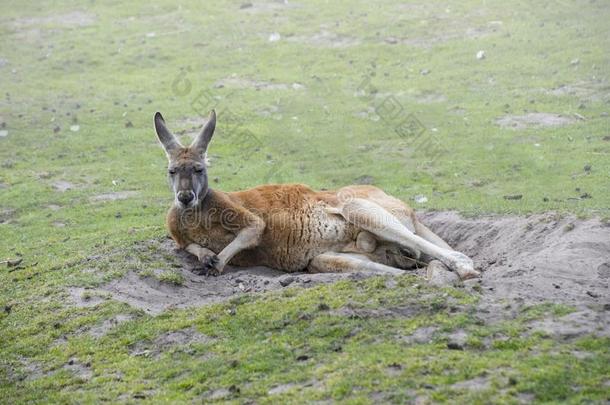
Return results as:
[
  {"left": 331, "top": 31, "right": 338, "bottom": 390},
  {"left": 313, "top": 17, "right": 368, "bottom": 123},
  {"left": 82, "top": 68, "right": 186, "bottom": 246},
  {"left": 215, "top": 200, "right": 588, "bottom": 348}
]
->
[{"left": 154, "top": 110, "right": 216, "bottom": 209}]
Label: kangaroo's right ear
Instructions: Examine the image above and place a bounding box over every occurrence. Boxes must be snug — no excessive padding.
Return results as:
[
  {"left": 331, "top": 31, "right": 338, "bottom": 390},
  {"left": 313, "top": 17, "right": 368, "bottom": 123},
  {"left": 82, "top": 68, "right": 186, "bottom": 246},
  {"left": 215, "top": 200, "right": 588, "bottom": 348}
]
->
[{"left": 154, "top": 112, "right": 182, "bottom": 157}]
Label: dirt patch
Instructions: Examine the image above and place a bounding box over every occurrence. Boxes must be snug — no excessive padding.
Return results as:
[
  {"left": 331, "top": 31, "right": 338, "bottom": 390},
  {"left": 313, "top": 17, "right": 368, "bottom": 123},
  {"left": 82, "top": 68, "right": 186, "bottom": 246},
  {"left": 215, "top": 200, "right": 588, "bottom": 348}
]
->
[
  {"left": 421, "top": 211, "right": 610, "bottom": 336},
  {"left": 16, "top": 358, "right": 45, "bottom": 382},
  {"left": 329, "top": 303, "right": 424, "bottom": 320},
  {"left": 268, "top": 383, "right": 297, "bottom": 395},
  {"left": 0, "top": 208, "right": 16, "bottom": 224},
  {"left": 238, "top": 1, "right": 301, "bottom": 14},
  {"left": 451, "top": 376, "right": 491, "bottom": 391},
  {"left": 68, "top": 287, "right": 108, "bottom": 308},
  {"left": 286, "top": 30, "right": 361, "bottom": 48},
  {"left": 101, "top": 238, "right": 375, "bottom": 315},
  {"left": 527, "top": 310, "right": 609, "bottom": 339},
  {"left": 416, "top": 91, "right": 448, "bottom": 104},
  {"left": 388, "top": 22, "right": 500, "bottom": 49},
  {"left": 495, "top": 113, "right": 575, "bottom": 129},
  {"left": 88, "top": 314, "right": 135, "bottom": 338},
  {"left": 63, "top": 358, "right": 93, "bottom": 381},
  {"left": 546, "top": 80, "right": 610, "bottom": 103},
  {"left": 421, "top": 211, "right": 609, "bottom": 307},
  {"left": 11, "top": 11, "right": 97, "bottom": 28},
  {"left": 89, "top": 191, "right": 139, "bottom": 202},
  {"left": 51, "top": 180, "right": 76, "bottom": 192},
  {"left": 214, "top": 76, "right": 304, "bottom": 91},
  {"left": 130, "top": 327, "right": 212, "bottom": 358},
  {"left": 399, "top": 326, "right": 438, "bottom": 344}
]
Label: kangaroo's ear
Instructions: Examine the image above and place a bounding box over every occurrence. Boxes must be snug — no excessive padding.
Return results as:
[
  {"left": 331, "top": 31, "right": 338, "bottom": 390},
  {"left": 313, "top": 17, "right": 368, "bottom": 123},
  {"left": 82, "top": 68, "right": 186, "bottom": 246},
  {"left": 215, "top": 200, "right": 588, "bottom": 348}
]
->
[
  {"left": 190, "top": 110, "right": 216, "bottom": 154},
  {"left": 154, "top": 112, "right": 182, "bottom": 156}
]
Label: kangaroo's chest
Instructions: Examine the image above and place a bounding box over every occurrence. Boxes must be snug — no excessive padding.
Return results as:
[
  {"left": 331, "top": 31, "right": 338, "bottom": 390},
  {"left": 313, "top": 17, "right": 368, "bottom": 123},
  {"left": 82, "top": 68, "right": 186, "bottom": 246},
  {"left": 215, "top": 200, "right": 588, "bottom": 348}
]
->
[{"left": 182, "top": 210, "right": 236, "bottom": 253}]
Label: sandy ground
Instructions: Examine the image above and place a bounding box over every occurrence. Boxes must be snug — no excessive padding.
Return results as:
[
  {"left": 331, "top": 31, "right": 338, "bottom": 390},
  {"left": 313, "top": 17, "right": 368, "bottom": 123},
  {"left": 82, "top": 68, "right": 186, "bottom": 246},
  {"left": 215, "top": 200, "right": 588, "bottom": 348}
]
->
[{"left": 100, "top": 211, "right": 609, "bottom": 336}]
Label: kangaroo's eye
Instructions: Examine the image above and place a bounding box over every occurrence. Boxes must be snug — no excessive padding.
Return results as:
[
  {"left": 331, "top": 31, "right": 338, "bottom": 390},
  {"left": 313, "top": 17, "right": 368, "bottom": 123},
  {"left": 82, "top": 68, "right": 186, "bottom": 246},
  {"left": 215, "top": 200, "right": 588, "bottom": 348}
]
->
[
  {"left": 168, "top": 169, "right": 176, "bottom": 175},
  {"left": 194, "top": 167, "right": 204, "bottom": 174}
]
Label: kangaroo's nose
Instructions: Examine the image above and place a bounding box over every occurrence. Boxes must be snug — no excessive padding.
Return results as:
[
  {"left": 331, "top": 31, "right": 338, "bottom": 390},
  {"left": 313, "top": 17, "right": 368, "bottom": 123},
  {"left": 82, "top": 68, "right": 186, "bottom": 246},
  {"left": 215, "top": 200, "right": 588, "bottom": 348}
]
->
[{"left": 177, "top": 191, "right": 194, "bottom": 205}]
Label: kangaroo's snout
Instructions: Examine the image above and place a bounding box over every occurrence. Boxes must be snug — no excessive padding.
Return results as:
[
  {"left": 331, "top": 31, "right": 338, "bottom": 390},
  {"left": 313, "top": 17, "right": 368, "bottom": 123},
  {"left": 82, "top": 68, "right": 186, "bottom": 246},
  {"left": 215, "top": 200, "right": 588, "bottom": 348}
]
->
[{"left": 177, "top": 190, "right": 195, "bottom": 205}]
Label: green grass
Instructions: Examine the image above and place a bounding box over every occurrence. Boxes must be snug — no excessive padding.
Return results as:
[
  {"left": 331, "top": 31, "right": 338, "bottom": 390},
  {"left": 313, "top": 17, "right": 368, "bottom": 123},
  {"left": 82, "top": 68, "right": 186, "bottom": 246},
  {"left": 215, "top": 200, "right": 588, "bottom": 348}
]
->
[{"left": 0, "top": 0, "right": 609, "bottom": 403}]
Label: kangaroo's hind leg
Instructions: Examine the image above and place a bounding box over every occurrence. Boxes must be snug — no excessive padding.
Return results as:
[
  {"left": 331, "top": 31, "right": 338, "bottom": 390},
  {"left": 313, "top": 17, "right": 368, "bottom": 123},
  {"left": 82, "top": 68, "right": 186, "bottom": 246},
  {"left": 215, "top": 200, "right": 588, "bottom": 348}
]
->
[
  {"left": 366, "top": 190, "right": 453, "bottom": 251},
  {"left": 308, "top": 252, "right": 404, "bottom": 276},
  {"left": 340, "top": 198, "right": 480, "bottom": 279}
]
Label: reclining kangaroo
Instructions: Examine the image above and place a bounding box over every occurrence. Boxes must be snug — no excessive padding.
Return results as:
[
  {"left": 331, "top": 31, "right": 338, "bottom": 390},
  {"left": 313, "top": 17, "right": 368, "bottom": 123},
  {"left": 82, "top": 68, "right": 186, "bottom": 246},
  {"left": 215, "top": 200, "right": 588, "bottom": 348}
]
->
[{"left": 154, "top": 111, "right": 480, "bottom": 280}]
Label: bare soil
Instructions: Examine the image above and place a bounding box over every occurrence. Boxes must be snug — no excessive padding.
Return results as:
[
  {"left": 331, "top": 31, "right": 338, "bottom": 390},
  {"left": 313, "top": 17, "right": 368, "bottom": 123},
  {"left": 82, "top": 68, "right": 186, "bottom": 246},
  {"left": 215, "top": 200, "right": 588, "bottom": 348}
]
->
[
  {"left": 495, "top": 113, "right": 576, "bottom": 129},
  {"left": 546, "top": 80, "right": 610, "bottom": 103},
  {"left": 89, "top": 191, "right": 139, "bottom": 202},
  {"left": 286, "top": 30, "right": 361, "bottom": 48},
  {"left": 214, "top": 76, "right": 303, "bottom": 91},
  {"left": 11, "top": 12, "right": 97, "bottom": 28},
  {"left": 129, "top": 327, "right": 212, "bottom": 358},
  {"left": 102, "top": 241, "right": 365, "bottom": 315},
  {"left": 99, "top": 211, "right": 609, "bottom": 337}
]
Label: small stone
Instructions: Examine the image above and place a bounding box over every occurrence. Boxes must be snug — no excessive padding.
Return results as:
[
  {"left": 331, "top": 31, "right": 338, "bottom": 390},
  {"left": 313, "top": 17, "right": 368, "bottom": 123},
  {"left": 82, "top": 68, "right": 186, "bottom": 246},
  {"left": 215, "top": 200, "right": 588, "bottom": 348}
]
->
[
  {"left": 584, "top": 164, "right": 591, "bottom": 172},
  {"left": 268, "top": 32, "right": 281, "bottom": 42},
  {"left": 447, "top": 342, "right": 464, "bottom": 350},
  {"left": 476, "top": 50, "right": 486, "bottom": 60},
  {"left": 414, "top": 195, "right": 428, "bottom": 204},
  {"left": 240, "top": 2, "right": 253, "bottom": 9},
  {"left": 53, "top": 126, "right": 61, "bottom": 133},
  {"left": 503, "top": 194, "right": 523, "bottom": 200},
  {"left": 586, "top": 291, "right": 599, "bottom": 298},
  {"left": 125, "top": 121, "right": 133, "bottom": 128},
  {"left": 385, "top": 37, "right": 398, "bottom": 44},
  {"left": 69, "top": 125, "right": 80, "bottom": 132},
  {"left": 279, "top": 276, "right": 295, "bottom": 287},
  {"left": 570, "top": 58, "right": 580, "bottom": 65},
  {"left": 426, "top": 260, "right": 460, "bottom": 287},
  {"left": 0, "top": 130, "right": 7, "bottom": 137},
  {"left": 420, "top": 69, "right": 430, "bottom": 76}
]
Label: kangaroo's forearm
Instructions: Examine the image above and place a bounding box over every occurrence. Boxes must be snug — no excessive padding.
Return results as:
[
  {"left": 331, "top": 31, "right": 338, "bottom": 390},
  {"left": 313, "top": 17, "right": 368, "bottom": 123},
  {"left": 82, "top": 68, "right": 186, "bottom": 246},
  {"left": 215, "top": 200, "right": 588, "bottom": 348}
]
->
[
  {"left": 217, "top": 221, "right": 264, "bottom": 265},
  {"left": 185, "top": 243, "right": 215, "bottom": 260}
]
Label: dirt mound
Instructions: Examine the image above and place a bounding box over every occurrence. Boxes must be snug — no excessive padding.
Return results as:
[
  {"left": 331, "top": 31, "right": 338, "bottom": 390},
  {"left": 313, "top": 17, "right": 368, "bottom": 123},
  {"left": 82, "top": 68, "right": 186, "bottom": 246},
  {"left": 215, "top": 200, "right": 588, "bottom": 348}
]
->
[
  {"left": 421, "top": 211, "right": 609, "bottom": 336},
  {"left": 420, "top": 211, "right": 609, "bottom": 307}
]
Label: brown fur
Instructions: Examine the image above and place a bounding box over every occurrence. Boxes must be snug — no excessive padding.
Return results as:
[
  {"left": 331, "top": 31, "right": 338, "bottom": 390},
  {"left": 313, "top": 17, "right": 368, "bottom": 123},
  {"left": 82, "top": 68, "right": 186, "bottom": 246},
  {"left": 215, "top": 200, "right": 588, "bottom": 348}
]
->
[{"left": 167, "top": 183, "right": 426, "bottom": 272}]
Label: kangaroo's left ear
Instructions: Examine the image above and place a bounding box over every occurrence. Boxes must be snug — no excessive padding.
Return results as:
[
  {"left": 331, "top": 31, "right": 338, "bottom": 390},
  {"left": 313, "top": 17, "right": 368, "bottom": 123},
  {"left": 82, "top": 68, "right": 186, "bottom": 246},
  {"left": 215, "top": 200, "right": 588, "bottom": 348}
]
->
[{"left": 190, "top": 110, "right": 216, "bottom": 154}]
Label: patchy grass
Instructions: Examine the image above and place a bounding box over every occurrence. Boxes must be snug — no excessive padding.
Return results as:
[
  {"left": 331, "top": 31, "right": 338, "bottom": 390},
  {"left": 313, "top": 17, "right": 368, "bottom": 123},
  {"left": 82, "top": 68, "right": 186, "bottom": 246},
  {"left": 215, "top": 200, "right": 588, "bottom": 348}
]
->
[
  {"left": 0, "top": 0, "right": 609, "bottom": 403},
  {"left": 2, "top": 277, "right": 609, "bottom": 403}
]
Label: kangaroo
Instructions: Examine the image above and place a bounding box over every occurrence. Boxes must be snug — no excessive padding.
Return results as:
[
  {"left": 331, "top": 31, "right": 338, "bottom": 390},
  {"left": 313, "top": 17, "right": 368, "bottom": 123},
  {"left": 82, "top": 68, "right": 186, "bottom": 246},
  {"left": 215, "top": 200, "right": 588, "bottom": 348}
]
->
[{"left": 154, "top": 110, "right": 480, "bottom": 280}]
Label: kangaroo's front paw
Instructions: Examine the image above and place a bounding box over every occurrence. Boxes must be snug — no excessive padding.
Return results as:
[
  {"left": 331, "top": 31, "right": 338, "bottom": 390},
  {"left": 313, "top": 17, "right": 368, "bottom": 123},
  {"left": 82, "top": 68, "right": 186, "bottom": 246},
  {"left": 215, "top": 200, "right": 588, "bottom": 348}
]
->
[
  {"left": 444, "top": 251, "right": 480, "bottom": 280},
  {"left": 200, "top": 254, "right": 223, "bottom": 277}
]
